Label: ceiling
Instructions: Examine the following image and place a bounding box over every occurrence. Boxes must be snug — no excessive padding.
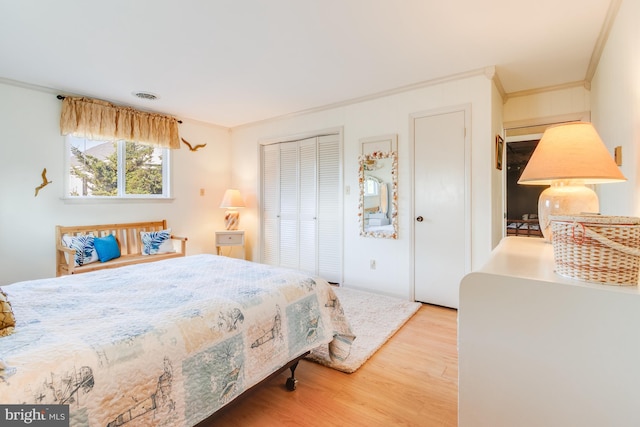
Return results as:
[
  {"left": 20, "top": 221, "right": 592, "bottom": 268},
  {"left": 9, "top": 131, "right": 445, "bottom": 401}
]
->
[{"left": 0, "top": 0, "right": 614, "bottom": 128}]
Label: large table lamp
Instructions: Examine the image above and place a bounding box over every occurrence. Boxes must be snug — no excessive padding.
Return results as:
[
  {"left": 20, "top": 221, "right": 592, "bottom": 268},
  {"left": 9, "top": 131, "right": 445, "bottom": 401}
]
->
[
  {"left": 220, "top": 189, "right": 245, "bottom": 230},
  {"left": 518, "top": 122, "right": 626, "bottom": 241}
]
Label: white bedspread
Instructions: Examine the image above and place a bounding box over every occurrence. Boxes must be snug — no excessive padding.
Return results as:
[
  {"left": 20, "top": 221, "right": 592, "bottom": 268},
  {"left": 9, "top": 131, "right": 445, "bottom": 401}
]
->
[{"left": 0, "top": 254, "right": 353, "bottom": 426}]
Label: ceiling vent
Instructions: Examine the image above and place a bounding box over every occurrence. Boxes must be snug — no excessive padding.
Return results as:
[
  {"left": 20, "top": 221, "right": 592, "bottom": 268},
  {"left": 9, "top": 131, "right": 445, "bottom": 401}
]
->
[{"left": 132, "top": 91, "right": 158, "bottom": 100}]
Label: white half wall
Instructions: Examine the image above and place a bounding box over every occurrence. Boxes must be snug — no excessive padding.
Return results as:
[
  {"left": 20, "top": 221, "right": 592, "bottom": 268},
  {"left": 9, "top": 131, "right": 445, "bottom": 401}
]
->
[
  {"left": 230, "top": 72, "right": 496, "bottom": 300},
  {"left": 0, "top": 82, "right": 232, "bottom": 285}
]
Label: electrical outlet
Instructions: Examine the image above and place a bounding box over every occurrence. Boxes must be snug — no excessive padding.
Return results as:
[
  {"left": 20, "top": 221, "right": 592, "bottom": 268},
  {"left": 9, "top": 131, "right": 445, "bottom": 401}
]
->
[{"left": 370, "top": 259, "right": 376, "bottom": 269}]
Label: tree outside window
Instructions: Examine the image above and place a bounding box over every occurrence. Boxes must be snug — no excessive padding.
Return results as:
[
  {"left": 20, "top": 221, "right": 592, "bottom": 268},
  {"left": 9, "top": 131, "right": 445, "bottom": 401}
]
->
[{"left": 67, "top": 136, "right": 169, "bottom": 198}]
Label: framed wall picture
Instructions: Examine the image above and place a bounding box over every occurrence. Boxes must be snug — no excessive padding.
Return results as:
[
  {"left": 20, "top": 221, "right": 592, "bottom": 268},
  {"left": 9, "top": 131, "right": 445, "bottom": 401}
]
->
[{"left": 495, "top": 135, "right": 504, "bottom": 170}]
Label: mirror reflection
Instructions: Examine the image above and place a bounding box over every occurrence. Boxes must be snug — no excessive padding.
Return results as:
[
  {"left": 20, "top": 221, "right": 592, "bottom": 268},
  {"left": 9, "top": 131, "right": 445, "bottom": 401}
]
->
[{"left": 359, "top": 151, "right": 398, "bottom": 238}]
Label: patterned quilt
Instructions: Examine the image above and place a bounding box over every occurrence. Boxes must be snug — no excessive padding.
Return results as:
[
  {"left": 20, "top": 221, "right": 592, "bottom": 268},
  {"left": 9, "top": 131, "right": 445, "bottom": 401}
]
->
[{"left": 0, "top": 254, "right": 354, "bottom": 426}]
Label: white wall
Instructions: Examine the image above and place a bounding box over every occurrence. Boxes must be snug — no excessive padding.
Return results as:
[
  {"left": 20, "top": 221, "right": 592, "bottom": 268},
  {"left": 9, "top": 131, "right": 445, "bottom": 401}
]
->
[
  {"left": 503, "top": 84, "right": 591, "bottom": 126},
  {"left": 591, "top": 0, "right": 640, "bottom": 217},
  {"left": 491, "top": 79, "right": 505, "bottom": 248},
  {"left": 0, "top": 82, "right": 232, "bottom": 285},
  {"left": 230, "top": 72, "right": 496, "bottom": 300}
]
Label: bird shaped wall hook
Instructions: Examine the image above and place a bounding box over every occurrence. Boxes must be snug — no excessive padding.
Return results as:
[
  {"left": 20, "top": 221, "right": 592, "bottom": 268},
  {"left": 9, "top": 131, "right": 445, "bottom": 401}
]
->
[
  {"left": 181, "top": 138, "right": 207, "bottom": 151},
  {"left": 35, "top": 168, "right": 52, "bottom": 197}
]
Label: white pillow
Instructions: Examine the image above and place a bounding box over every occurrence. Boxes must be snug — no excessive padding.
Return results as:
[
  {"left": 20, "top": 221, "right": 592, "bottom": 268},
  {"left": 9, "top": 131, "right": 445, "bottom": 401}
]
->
[
  {"left": 140, "top": 229, "right": 175, "bottom": 255},
  {"left": 62, "top": 235, "right": 99, "bottom": 266}
]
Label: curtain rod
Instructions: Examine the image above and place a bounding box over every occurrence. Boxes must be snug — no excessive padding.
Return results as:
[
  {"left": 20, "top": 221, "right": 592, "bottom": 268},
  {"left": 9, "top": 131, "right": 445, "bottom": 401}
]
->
[{"left": 56, "top": 95, "right": 183, "bottom": 123}]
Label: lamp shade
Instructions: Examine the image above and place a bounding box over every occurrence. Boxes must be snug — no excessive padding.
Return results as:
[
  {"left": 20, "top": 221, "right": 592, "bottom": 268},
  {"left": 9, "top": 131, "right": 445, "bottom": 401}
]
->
[
  {"left": 517, "top": 122, "right": 626, "bottom": 241},
  {"left": 518, "top": 122, "right": 626, "bottom": 185},
  {"left": 219, "top": 189, "right": 246, "bottom": 208}
]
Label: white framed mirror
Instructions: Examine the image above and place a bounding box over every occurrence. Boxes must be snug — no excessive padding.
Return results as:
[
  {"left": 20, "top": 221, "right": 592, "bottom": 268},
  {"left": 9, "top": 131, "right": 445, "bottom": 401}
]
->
[{"left": 358, "top": 150, "right": 398, "bottom": 238}]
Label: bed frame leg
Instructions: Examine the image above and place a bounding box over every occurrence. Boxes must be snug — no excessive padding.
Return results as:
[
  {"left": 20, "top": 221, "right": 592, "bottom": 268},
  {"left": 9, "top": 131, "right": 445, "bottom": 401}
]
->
[{"left": 285, "top": 361, "right": 300, "bottom": 391}]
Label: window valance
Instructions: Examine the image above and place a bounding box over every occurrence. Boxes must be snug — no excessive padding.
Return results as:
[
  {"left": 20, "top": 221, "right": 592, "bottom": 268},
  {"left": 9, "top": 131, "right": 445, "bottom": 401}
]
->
[{"left": 60, "top": 96, "right": 181, "bottom": 149}]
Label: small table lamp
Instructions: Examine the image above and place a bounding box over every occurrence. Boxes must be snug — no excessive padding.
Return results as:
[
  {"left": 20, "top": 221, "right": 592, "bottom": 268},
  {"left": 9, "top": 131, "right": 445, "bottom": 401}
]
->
[
  {"left": 518, "top": 122, "right": 626, "bottom": 241},
  {"left": 220, "top": 189, "right": 245, "bottom": 230}
]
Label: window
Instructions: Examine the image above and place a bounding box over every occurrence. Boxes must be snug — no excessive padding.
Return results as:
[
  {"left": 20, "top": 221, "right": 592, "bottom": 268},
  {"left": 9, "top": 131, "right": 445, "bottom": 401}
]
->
[
  {"left": 66, "top": 135, "right": 170, "bottom": 198},
  {"left": 364, "top": 176, "right": 380, "bottom": 196}
]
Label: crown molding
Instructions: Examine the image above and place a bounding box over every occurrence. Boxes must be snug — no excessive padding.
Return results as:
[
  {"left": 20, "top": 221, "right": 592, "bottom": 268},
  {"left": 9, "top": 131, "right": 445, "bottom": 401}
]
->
[
  {"left": 505, "top": 81, "right": 589, "bottom": 100},
  {"left": 232, "top": 67, "right": 492, "bottom": 130},
  {"left": 585, "top": 0, "right": 622, "bottom": 83},
  {"left": 0, "top": 77, "right": 231, "bottom": 131},
  {"left": 0, "top": 77, "right": 60, "bottom": 95},
  {"left": 491, "top": 72, "right": 507, "bottom": 102}
]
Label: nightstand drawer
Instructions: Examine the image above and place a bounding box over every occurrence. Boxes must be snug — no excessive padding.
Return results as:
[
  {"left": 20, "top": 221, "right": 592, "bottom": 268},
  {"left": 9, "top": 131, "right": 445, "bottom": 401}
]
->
[
  {"left": 216, "top": 232, "right": 244, "bottom": 245},
  {"left": 215, "top": 230, "right": 245, "bottom": 260}
]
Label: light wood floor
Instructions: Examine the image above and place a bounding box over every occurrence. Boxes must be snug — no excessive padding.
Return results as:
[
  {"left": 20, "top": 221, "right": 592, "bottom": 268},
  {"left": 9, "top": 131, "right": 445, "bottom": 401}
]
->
[{"left": 208, "top": 303, "right": 458, "bottom": 426}]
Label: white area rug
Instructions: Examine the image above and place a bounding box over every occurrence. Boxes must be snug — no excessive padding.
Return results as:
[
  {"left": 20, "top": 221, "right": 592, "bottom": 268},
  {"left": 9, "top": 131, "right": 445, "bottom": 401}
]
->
[{"left": 307, "top": 287, "right": 421, "bottom": 373}]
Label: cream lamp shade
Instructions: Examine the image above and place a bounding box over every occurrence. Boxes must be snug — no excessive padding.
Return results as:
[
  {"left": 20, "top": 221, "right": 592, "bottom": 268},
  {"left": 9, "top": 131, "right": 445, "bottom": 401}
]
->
[
  {"left": 518, "top": 122, "right": 626, "bottom": 241},
  {"left": 219, "top": 189, "right": 246, "bottom": 230}
]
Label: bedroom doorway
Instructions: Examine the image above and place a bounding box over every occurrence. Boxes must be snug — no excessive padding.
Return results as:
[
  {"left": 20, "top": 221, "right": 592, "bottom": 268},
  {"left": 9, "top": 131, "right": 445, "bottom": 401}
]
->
[
  {"left": 411, "top": 106, "right": 471, "bottom": 309},
  {"left": 505, "top": 139, "right": 544, "bottom": 238}
]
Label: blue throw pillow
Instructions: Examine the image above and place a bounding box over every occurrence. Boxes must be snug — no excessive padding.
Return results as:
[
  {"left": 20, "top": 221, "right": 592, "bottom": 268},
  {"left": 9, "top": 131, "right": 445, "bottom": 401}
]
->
[{"left": 94, "top": 234, "right": 121, "bottom": 263}]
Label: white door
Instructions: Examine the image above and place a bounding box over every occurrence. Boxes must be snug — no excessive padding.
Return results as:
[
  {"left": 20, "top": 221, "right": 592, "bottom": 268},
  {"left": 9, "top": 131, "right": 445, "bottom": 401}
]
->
[{"left": 413, "top": 109, "right": 469, "bottom": 308}]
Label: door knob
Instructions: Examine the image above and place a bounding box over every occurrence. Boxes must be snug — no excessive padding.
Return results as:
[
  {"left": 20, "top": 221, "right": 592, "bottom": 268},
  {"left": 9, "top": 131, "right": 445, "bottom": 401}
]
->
[{"left": 416, "top": 216, "right": 424, "bottom": 222}]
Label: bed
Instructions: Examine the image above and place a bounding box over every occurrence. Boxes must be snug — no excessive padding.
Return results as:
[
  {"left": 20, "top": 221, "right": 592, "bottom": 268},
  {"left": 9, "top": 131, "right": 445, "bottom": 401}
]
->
[
  {"left": 506, "top": 219, "right": 542, "bottom": 238},
  {"left": 0, "top": 254, "right": 354, "bottom": 426}
]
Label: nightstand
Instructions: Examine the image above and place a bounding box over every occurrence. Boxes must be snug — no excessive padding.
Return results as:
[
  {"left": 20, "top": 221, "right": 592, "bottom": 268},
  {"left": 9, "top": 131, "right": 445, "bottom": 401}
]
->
[{"left": 215, "top": 230, "right": 245, "bottom": 259}]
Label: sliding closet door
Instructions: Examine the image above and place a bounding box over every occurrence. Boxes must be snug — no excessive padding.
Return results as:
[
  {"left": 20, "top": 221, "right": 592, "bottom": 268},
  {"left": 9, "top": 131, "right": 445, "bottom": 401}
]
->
[
  {"left": 260, "top": 133, "right": 342, "bottom": 283},
  {"left": 278, "top": 142, "right": 299, "bottom": 270},
  {"left": 317, "top": 134, "right": 341, "bottom": 283},
  {"left": 298, "top": 138, "right": 318, "bottom": 274},
  {"left": 261, "top": 144, "right": 280, "bottom": 265}
]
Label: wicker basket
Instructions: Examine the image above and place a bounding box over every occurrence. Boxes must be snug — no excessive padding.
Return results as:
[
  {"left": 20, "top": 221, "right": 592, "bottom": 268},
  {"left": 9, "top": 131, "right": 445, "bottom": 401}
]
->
[{"left": 550, "top": 215, "right": 640, "bottom": 286}]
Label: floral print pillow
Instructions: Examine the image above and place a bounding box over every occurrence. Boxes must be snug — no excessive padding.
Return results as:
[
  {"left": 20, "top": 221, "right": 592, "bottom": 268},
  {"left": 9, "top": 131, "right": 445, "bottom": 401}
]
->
[
  {"left": 140, "top": 229, "right": 175, "bottom": 255},
  {"left": 62, "top": 235, "right": 99, "bottom": 266}
]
